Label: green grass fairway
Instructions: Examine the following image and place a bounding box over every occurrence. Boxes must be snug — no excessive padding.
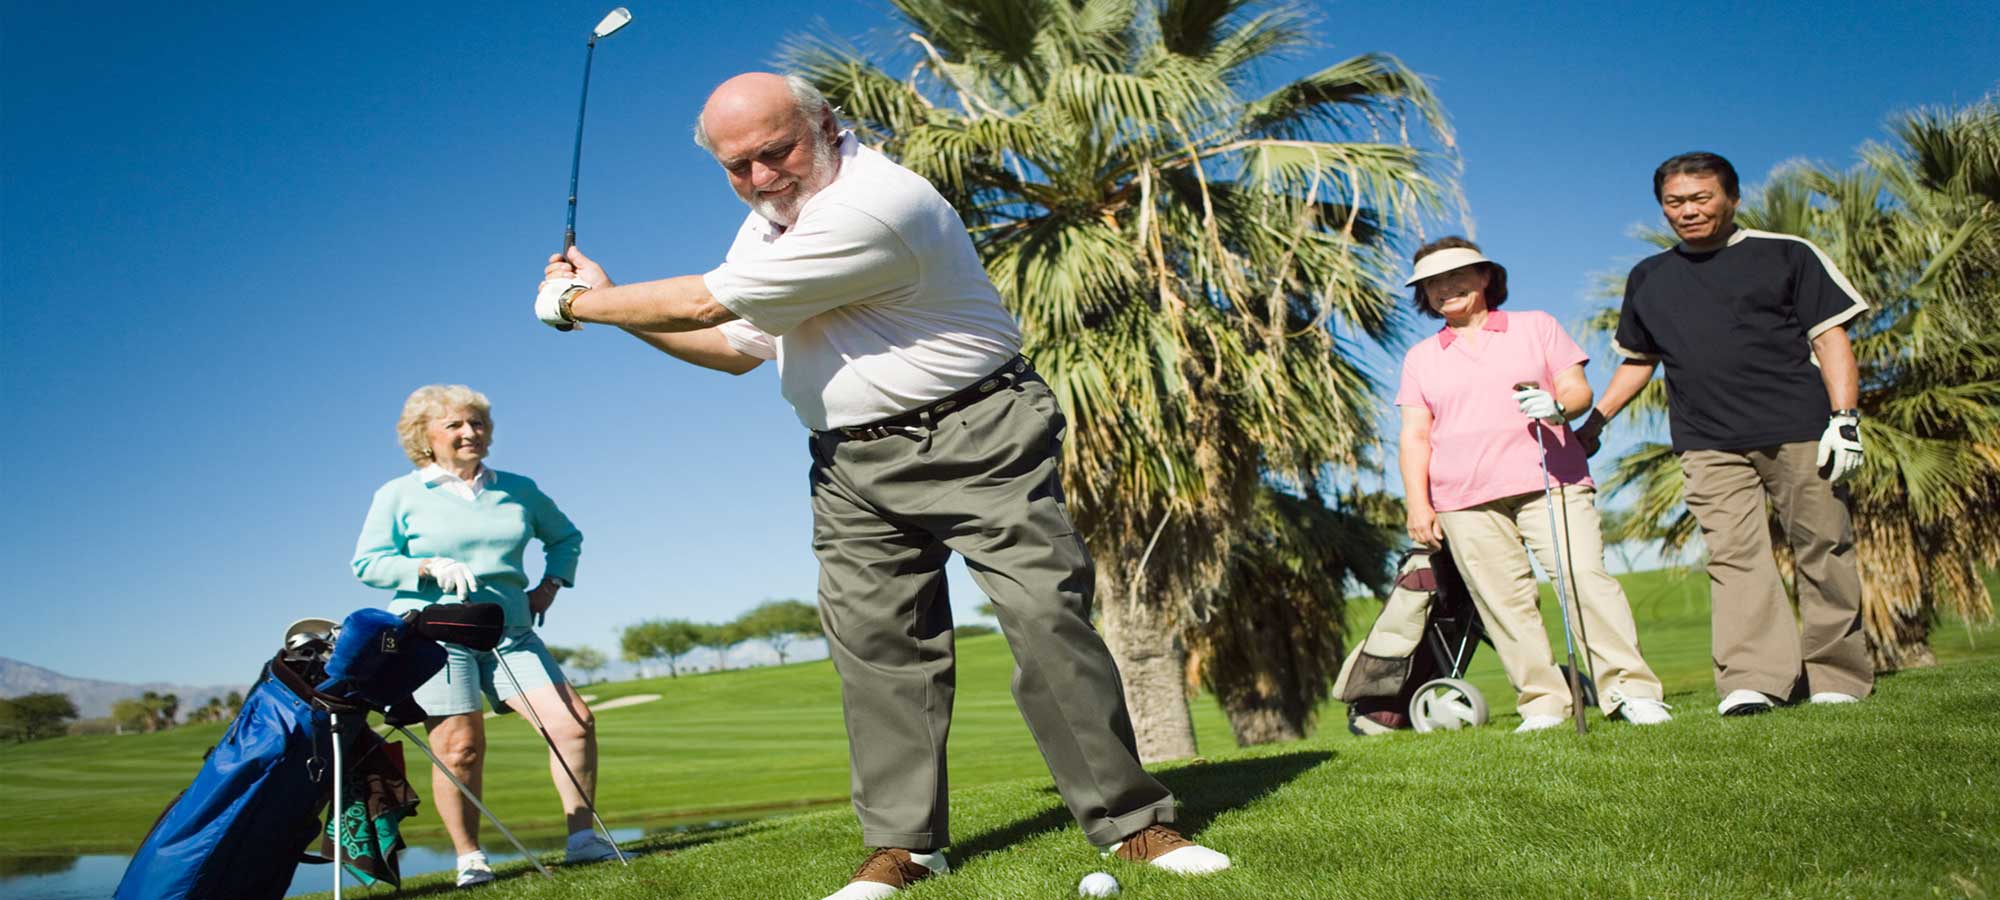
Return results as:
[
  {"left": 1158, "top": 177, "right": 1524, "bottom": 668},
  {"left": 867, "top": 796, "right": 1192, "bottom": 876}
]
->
[{"left": 3, "top": 568, "right": 1996, "bottom": 897}]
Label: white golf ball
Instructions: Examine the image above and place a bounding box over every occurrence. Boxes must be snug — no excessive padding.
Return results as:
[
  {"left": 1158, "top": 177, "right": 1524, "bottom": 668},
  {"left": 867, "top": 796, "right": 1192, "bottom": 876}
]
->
[{"left": 1078, "top": 871, "right": 1120, "bottom": 897}]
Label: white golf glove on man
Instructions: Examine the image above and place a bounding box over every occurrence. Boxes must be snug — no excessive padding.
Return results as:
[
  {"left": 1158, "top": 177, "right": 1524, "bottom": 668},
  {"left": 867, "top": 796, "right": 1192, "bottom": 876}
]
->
[
  {"left": 1512, "top": 385, "right": 1563, "bottom": 424},
  {"left": 1816, "top": 411, "right": 1864, "bottom": 483},
  {"left": 424, "top": 558, "right": 480, "bottom": 599},
  {"left": 535, "top": 278, "right": 590, "bottom": 332}
]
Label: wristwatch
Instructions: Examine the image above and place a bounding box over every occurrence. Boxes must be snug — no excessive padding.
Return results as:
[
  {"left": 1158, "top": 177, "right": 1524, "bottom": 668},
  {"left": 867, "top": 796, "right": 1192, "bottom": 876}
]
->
[
  {"left": 1831, "top": 408, "right": 1861, "bottom": 419},
  {"left": 557, "top": 285, "right": 590, "bottom": 327}
]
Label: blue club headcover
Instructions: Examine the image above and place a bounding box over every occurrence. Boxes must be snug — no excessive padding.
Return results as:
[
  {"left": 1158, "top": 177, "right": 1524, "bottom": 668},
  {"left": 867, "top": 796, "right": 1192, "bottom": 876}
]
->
[{"left": 317, "top": 608, "right": 447, "bottom": 713}]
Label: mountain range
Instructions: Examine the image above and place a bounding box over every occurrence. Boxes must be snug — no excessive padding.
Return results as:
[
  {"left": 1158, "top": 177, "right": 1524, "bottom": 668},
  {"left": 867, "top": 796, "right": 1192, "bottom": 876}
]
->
[{"left": 0, "top": 657, "right": 248, "bottom": 720}]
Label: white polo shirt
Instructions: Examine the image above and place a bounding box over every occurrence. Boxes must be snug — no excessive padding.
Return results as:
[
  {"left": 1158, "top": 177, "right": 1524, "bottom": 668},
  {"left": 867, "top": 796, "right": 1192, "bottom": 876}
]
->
[{"left": 704, "top": 132, "right": 1022, "bottom": 430}]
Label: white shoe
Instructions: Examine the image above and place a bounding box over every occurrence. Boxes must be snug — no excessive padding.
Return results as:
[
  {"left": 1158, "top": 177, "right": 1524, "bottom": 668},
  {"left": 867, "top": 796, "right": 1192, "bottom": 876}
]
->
[
  {"left": 1717, "top": 689, "right": 1776, "bottom": 716},
  {"left": 1514, "top": 714, "right": 1566, "bottom": 733},
  {"left": 455, "top": 851, "right": 495, "bottom": 888},
  {"left": 1809, "top": 691, "right": 1861, "bottom": 705},
  {"left": 565, "top": 831, "right": 620, "bottom": 864},
  {"left": 1616, "top": 698, "right": 1673, "bottom": 725}
]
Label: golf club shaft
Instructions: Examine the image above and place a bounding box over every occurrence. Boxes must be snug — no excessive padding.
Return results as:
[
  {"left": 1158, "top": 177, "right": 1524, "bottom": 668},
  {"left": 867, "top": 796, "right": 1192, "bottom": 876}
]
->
[
  {"left": 564, "top": 38, "right": 599, "bottom": 253},
  {"left": 1533, "top": 426, "right": 1590, "bottom": 735},
  {"left": 392, "top": 725, "right": 555, "bottom": 880},
  {"left": 330, "top": 711, "right": 344, "bottom": 900},
  {"left": 1557, "top": 491, "right": 1598, "bottom": 687},
  {"left": 493, "top": 654, "right": 627, "bottom": 865}
]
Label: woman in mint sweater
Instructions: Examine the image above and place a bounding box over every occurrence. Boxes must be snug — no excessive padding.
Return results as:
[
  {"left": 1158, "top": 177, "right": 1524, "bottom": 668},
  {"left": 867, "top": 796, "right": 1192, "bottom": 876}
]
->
[{"left": 352, "top": 384, "right": 613, "bottom": 887}]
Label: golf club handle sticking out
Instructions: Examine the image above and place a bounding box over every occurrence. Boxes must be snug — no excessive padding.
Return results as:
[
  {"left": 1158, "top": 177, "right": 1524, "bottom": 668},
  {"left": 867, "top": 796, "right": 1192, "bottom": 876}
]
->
[
  {"left": 564, "top": 8, "right": 632, "bottom": 256},
  {"left": 393, "top": 724, "right": 556, "bottom": 880},
  {"left": 1517, "top": 381, "right": 1589, "bottom": 736},
  {"left": 494, "top": 653, "right": 628, "bottom": 865}
]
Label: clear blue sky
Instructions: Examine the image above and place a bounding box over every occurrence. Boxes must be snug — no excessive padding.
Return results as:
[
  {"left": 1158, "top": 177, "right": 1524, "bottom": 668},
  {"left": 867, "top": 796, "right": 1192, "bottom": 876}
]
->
[{"left": 4, "top": 1, "right": 1994, "bottom": 684}]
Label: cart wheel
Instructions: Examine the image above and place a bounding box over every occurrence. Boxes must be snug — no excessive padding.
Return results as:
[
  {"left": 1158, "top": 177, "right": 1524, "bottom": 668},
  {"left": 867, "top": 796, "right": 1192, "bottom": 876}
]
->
[
  {"left": 1559, "top": 665, "right": 1598, "bottom": 709},
  {"left": 1409, "top": 678, "right": 1489, "bottom": 733}
]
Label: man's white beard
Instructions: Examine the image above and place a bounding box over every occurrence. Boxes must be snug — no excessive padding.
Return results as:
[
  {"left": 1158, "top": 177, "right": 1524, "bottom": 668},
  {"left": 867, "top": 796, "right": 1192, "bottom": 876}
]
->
[{"left": 748, "top": 133, "right": 839, "bottom": 227}]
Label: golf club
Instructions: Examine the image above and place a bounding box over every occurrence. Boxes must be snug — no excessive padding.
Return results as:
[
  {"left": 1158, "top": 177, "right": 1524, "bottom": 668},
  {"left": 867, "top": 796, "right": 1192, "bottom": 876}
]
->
[
  {"left": 1517, "top": 381, "right": 1591, "bottom": 735},
  {"left": 391, "top": 724, "right": 556, "bottom": 881},
  {"left": 563, "top": 7, "right": 633, "bottom": 257},
  {"left": 493, "top": 653, "right": 628, "bottom": 865},
  {"left": 331, "top": 710, "right": 344, "bottom": 900}
]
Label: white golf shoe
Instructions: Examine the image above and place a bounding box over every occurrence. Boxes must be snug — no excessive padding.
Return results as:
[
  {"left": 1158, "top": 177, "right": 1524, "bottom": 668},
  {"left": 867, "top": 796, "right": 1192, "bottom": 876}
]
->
[
  {"left": 1809, "top": 691, "right": 1861, "bottom": 705},
  {"left": 1514, "top": 714, "right": 1566, "bottom": 733},
  {"left": 1717, "top": 689, "right": 1776, "bottom": 716},
  {"left": 1616, "top": 698, "right": 1673, "bottom": 725},
  {"left": 455, "top": 851, "right": 495, "bottom": 888}
]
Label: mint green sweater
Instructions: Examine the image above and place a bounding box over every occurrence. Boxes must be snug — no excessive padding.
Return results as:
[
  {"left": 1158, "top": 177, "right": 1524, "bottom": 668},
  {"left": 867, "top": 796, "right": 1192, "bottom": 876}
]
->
[{"left": 352, "top": 469, "right": 582, "bottom": 628}]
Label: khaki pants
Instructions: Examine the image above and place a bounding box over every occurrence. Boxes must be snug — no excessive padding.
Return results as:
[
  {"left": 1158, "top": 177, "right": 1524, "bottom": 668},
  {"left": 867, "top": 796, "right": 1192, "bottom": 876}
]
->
[
  {"left": 1679, "top": 443, "right": 1874, "bottom": 699},
  {"left": 808, "top": 372, "right": 1174, "bottom": 849},
  {"left": 1438, "top": 486, "right": 1662, "bottom": 720}
]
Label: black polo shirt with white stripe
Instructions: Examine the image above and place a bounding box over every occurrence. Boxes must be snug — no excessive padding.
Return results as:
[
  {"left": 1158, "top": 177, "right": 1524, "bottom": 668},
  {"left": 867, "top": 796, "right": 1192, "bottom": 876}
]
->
[{"left": 1613, "top": 227, "right": 1868, "bottom": 452}]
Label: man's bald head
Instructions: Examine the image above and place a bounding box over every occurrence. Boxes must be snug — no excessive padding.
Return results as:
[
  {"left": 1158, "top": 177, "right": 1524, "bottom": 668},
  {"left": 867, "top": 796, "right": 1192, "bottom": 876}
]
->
[{"left": 693, "top": 72, "right": 834, "bottom": 155}]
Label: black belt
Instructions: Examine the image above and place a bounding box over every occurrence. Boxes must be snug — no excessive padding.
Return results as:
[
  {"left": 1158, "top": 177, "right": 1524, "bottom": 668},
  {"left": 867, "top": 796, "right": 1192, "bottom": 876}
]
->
[{"left": 824, "top": 356, "right": 1032, "bottom": 441}]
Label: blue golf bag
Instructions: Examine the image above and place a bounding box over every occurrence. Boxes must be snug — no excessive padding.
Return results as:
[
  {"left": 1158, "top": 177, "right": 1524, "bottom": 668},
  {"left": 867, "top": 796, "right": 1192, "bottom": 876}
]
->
[{"left": 113, "top": 607, "right": 478, "bottom": 900}]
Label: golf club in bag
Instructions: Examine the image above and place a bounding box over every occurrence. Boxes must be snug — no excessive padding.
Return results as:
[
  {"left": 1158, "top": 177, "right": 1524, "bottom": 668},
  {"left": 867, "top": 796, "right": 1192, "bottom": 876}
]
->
[{"left": 1517, "top": 381, "right": 1594, "bottom": 735}]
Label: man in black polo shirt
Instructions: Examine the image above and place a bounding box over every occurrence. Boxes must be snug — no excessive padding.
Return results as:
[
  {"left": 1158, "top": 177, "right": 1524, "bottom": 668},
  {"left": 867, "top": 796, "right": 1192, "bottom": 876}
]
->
[{"left": 1576, "top": 151, "right": 1874, "bottom": 716}]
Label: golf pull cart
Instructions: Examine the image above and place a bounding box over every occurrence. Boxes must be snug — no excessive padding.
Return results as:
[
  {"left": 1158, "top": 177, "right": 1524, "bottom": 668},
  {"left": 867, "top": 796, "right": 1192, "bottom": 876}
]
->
[
  {"left": 1333, "top": 546, "right": 1494, "bottom": 734},
  {"left": 115, "top": 604, "right": 573, "bottom": 900}
]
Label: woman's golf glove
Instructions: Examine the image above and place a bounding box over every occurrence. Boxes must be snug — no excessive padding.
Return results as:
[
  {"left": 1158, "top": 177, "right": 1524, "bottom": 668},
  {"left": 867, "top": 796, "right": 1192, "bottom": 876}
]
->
[
  {"left": 1817, "top": 411, "right": 1864, "bottom": 482},
  {"left": 425, "top": 558, "right": 480, "bottom": 599},
  {"left": 1512, "top": 386, "right": 1563, "bottom": 424}
]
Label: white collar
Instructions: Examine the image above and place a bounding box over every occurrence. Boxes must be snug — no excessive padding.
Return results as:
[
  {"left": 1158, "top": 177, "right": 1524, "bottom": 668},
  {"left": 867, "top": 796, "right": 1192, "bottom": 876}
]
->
[{"left": 418, "top": 463, "right": 493, "bottom": 488}]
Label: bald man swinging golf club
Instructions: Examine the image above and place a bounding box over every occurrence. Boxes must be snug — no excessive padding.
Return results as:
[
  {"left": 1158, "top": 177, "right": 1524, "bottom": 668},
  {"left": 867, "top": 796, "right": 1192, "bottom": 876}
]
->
[{"left": 534, "top": 72, "right": 1229, "bottom": 899}]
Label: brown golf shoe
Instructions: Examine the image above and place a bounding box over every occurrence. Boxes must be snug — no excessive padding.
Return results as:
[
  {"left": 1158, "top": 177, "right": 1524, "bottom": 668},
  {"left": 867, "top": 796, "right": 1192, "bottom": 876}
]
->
[
  {"left": 1109, "top": 825, "right": 1233, "bottom": 875},
  {"left": 820, "top": 848, "right": 947, "bottom": 899}
]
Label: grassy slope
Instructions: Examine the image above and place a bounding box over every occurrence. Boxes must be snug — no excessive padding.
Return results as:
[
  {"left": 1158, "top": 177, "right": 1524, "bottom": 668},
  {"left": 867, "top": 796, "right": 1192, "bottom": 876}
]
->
[{"left": 3, "top": 569, "right": 1996, "bottom": 895}]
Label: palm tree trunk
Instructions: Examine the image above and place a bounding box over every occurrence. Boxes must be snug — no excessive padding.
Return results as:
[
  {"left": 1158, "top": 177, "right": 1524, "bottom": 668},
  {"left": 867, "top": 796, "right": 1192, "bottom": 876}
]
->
[{"left": 1095, "top": 568, "right": 1198, "bottom": 763}]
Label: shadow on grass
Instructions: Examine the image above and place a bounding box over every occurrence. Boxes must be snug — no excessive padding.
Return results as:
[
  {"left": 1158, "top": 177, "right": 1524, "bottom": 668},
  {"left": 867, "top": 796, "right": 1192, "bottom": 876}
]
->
[
  {"left": 384, "top": 819, "right": 781, "bottom": 897},
  {"left": 951, "top": 749, "right": 1334, "bottom": 865}
]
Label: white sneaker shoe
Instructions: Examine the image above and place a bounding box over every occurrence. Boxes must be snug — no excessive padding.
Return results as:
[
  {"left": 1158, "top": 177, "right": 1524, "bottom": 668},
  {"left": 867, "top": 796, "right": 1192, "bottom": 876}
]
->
[
  {"left": 565, "top": 830, "right": 620, "bottom": 864},
  {"left": 1514, "top": 714, "right": 1566, "bottom": 733},
  {"left": 1616, "top": 698, "right": 1673, "bottom": 725},
  {"left": 1809, "top": 691, "right": 1861, "bottom": 705},
  {"left": 455, "top": 851, "right": 495, "bottom": 888},
  {"left": 1717, "top": 689, "right": 1776, "bottom": 716}
]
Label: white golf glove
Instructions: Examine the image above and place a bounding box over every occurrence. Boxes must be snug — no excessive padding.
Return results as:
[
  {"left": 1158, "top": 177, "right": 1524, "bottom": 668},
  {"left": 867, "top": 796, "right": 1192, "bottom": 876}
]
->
[
  {"left": 535, "top": 278, "right": 589, "bottom": 332},
  {"left": 1816, "top": 411, "right": 1863, "bottom": 483},
  {"left": 424, "top": 557, "right": 480, "bottom": 599},
  {"left": 1512, "top": 386, "right": 1563, "bottom": 424}
]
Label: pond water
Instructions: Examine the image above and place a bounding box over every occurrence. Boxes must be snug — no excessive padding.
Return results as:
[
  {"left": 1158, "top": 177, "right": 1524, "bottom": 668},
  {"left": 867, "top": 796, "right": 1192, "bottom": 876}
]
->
[{"left": 0, "top": 823, "right": 729, "bottom": 899}]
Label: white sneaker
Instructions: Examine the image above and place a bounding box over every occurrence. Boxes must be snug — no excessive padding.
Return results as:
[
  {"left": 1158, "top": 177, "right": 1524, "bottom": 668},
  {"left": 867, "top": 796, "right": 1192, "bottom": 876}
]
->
[
  {"left": 1616, "top": 698, "right": 1673, "bottom": 725},
  {"left": 455, "top": 851, "right": 495, "bottom": 888},
  {"left": 1809, "top": 691, "right": 1861, "bottom": 705},
  {"left": 1514, "top": 714, "right": 1566, "bottom": 733},
  {"left": 1717, "top": 689, "right": 1776, "bottom": 716},
  {"left": 565, "top": 830, "right": 620, "bottom": 864}
]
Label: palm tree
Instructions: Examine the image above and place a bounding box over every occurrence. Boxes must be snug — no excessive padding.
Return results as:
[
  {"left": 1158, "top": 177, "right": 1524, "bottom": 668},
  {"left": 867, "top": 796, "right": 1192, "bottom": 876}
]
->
[
  {"left": 1589, "top": 94, "right": 2000, "bottom": 669},
  {"left": 787, "top": 0, "right": 1455, "bottom": 756}
]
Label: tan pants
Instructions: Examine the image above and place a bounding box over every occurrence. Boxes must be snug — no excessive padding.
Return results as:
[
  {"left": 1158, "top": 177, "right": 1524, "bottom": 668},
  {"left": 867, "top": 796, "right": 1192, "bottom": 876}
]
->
[
  {"left": 1438, "top": 486, "right": 1662, "bottom": 719},
  {"left": 1680, "top": 443, "right": 1874, "bottom": 700}
]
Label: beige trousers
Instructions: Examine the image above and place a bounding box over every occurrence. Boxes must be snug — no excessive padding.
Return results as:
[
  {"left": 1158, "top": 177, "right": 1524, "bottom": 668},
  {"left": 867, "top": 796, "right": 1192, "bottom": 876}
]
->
[
  {"left": 1679, "top": 443, "right": 1874, "bottom": 700},
  {"left": 1438, "top": 485, "right": 1662, "bottom": 719}
]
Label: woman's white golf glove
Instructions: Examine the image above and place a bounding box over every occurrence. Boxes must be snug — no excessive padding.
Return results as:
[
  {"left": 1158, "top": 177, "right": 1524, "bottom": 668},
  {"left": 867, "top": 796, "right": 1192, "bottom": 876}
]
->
[
  {"left": 1512, "top": 386, "right": 1563, "bottom": 424},
  {"left": 1817, "top": 411, "right": 1864, "bottom": 483},
  {"left": 424, "top": 558, "right": 480, "bottom": 599}
]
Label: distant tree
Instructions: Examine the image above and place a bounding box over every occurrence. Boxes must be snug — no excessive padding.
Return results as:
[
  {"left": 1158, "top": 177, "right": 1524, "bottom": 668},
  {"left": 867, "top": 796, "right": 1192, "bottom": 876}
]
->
[
  {"left": 975, "top": 602, "right": 999, "bottom": 620},
  {"left": 952, "top": 624, "right": 998, "bottom": 639},
  {"left": 223, "top": 690, "right": 243, "bottom": 719},
  {"left": 697, "top": 622, "right": 752, "bottom": 671},
  {"left": 568, "top": 646, "right": 608, "bottom": 684},
  {"left": 736, "top": 600, "right": 823, "bottom": 664},
  {"left": 622, "top": 619, "right": 704, "bottom": 678},
  {"left": 112, "top": 698, "right": 153, "bottom": 734},
  {"left": 158, "top": 693, "right": 180, "bottom": 730},
  {"left": 0, "top": 693, "right": 79, "bottom": 742},
  {"left": 186, "top": 696, "right": 226, "bottom": 725},
  {"left": 545, "top": 645, "right": 578, "bottom": 666}
]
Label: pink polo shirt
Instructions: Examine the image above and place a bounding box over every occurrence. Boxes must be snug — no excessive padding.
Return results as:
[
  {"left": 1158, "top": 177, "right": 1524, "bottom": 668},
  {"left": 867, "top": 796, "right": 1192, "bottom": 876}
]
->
[{"left": 1396, "top": 309, "right": 1593, "bottom": 512}]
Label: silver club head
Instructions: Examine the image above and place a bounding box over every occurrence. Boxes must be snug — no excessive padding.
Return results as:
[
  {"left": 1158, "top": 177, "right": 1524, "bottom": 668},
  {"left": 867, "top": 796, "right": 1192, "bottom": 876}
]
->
[{"left": 592, "top": 7, "right": 632, "bottom": 39}]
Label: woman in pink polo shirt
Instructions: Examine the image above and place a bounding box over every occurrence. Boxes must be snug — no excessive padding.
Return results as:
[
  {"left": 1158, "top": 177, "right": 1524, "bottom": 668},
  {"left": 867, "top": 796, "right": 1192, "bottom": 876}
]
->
[{"left": 1395, "top": 237, "right": 1669, "bottom": 731}]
